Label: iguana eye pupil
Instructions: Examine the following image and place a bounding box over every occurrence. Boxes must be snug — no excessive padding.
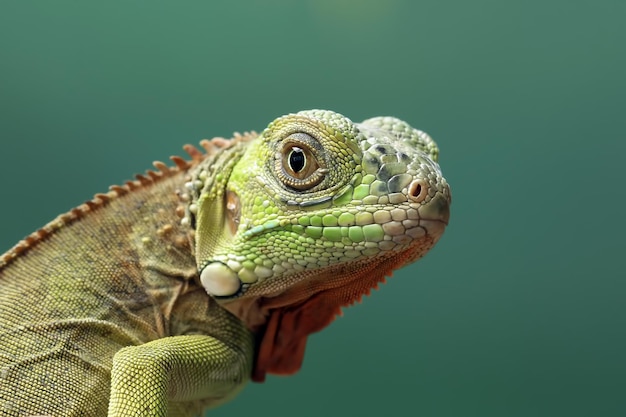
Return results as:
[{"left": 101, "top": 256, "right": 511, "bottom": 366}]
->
[{"left": 288, "top": 147, "right": 306, "bottom": 173}]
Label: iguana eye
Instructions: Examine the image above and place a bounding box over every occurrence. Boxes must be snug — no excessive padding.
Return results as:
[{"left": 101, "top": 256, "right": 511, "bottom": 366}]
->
[{"left": 277, "top": 133, "right": 326, "bottom": 191}]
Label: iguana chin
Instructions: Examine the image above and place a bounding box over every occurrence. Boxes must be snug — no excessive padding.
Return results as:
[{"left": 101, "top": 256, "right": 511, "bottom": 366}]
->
[{"left": 0, "top": 110, "right": 451, "bottom": 417}]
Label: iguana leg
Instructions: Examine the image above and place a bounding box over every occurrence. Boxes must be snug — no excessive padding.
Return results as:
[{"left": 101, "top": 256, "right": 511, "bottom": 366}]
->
[{"left": 107, "top": 334, "right": 254, "bottom": 417}]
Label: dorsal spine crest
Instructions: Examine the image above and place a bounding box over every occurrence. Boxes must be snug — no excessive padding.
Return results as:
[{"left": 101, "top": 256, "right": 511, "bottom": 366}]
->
[{"left": 0, "top": 132, "right": 258, "bottom": 269}]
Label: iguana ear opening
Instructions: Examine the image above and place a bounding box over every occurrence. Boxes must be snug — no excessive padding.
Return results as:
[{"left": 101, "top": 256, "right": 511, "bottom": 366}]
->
[
  {"left": 250, "top": 247, "right": 416, "bottom": 382},
  {"left": 225, "top": 190, "right": 241, "bottom": 236}
]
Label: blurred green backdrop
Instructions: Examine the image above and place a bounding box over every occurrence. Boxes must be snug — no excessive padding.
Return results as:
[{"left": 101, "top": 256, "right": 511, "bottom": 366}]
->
[{"left": 1, "top": 1, "right": 624, "bottom": 416}]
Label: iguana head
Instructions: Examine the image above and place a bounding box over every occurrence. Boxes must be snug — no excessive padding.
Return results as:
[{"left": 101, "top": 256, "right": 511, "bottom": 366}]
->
[{"left": 185, "top": 109, "right": 450, "bottom": 380}]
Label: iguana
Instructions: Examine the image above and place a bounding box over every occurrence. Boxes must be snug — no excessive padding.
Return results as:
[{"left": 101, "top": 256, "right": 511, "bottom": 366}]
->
[{"left": 0, "top": 109, "right": 451, "bottom": 417}]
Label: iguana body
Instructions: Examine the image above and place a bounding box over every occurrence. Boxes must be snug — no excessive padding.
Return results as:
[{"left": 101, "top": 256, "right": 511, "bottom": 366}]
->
[{"left": 0, "top": 110, "right": 451, "bottom": 416}]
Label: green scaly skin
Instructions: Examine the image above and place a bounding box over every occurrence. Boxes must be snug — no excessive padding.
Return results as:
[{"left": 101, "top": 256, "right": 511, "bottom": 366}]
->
[{"left": 0, "top": 110, "right": 450, "bottom": 416}]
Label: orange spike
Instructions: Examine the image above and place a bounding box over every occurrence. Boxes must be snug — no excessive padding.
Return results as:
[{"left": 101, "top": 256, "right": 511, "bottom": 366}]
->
[
  {"left": 84, "top": 201, "right": 99, "bottom": 210},
  {"left": 153, "top": 160, "right": 170, "bottom": 174},
  {"left": 199, "top": 139, "right": 218, "bottom": 154},
  {"left": 124, "top": 180, "right": 139, "bottom": 190},
  {"left": 146, "top": 170, "right": 160, "bottom": 181},
  {"left": 183, "top": 144, "right": 204, "bottom": 161},
  {"left": 59, "top": 213, "right": 72, "bottom": 223},
  {"left": 135, "top": 174, "right": 152, "bottom": 186},
  {"left": 95, "top": 193, "right": 108, "bottom": 201},
  {"left": 14, "top": 243, "right": 26, "bottom": 255},
  {"left": 211, "top": 137, "right": 231, "bottom": 148},
  {"left": 109, "top": 185, "right": 128, "bottom": 195},
  {"left": 170, "top": 155, "right": 190, "bottom": 170}
]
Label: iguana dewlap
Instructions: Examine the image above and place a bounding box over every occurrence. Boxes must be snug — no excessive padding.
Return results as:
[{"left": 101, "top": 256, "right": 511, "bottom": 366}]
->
[{"left": 0, "top": 110, "right": 451, "bottom": 417}]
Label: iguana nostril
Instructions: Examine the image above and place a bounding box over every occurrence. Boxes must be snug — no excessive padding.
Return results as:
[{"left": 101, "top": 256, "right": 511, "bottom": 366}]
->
[{"left": 408, "top": 179, "right": 428, "bottom": 203}]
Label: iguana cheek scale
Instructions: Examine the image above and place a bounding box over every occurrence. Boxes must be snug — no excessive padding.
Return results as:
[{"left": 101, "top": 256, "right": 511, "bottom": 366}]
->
[{"left": 0, "top": 109, "right": 450, "bottom": 416}]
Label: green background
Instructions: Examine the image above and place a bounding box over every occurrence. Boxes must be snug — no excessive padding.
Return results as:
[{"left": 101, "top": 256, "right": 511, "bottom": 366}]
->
[{"left": 1, "top": 1, "right": 624, "bottom": 416}]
